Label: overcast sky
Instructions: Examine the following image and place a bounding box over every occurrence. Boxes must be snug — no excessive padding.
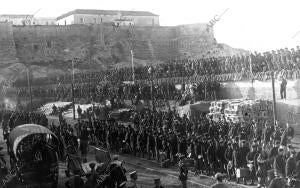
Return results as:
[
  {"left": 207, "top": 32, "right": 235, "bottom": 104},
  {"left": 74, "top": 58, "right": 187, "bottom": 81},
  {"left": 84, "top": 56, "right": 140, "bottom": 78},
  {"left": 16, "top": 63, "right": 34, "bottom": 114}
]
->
[{"left": 1, "top": 0, "right": 300, "bottom": 52}]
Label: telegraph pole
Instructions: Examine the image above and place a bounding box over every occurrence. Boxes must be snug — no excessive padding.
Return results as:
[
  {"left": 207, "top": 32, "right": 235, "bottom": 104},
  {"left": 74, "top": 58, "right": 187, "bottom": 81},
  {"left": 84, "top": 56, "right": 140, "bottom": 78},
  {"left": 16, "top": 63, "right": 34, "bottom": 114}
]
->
[
  {"left": 131, "top": 50, "right": 135, "bottom": 83},
  {"left": 71, "top": 59, "right": 75, "bottom": 120},
  {"left": 271, "top": 71, "right": 277, "bottom": 126},
  {"left": 26, "top": 67, "right": 33, "bottom": 112}
]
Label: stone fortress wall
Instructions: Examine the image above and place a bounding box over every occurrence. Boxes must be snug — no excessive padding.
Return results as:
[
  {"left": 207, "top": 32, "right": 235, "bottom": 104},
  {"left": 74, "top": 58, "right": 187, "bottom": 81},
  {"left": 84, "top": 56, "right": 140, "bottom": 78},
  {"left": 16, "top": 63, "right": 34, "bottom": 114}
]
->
[
  {"left": 1, "top": 23, "right": 215, "bottom": 65},
  {"left": 0, "top": 22, "right": 18, "bottom": 65}
]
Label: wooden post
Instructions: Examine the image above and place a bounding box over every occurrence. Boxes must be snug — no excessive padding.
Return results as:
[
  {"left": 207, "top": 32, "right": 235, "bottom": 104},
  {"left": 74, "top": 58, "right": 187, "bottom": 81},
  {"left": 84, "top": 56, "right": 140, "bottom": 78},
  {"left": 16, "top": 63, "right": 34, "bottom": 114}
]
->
[
  {"left": 27, "top": 68, "right": 33, "bottom": 112},
  {"left": 131, "top": 50, "right": 135, "bottom": 83},
  {"left": 72, "top": 59, "right": 75, "bottom": 120},
  {"left": 271, "top": 71, "right": 277, "bottom": 126}
]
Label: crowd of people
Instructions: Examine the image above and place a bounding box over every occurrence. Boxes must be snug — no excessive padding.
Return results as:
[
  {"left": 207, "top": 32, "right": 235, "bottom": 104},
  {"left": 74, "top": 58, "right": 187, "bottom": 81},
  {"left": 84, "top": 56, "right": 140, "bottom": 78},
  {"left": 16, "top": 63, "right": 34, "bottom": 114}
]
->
[
  {"left": 3, "top": 46, "right": 300, "bottom": 188},
  {"left": 53, "top": 105, "right": 300, "bottom": 187},
  {"left": 12, "top": 46, "right": 300, "bottom": 108},
  {"left": 70, "top": 108, "right": 300, "bottom": 187},
  {"left": 16, "top": 80, "right": 221, "bottom": 105},
  {"left": 12, "top": 46, "right": 300, "bottom": 89},
  {"left": 0, "top": 102, "right": 300, "bottom": 187}
]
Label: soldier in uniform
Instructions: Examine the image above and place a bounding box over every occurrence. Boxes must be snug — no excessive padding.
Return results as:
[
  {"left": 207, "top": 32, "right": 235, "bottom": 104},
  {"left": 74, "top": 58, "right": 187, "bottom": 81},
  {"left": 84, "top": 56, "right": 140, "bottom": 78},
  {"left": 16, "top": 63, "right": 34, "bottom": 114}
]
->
[
  {"left": 154, "top": 178, "right": 164, "bottom": 188},
  {"left": 225, "top": 142, "right": 234, "bottom": 181},
  {"left": 256, "top": 148, "right": 269, "bottom": 188},
  {"left": 154, "top": 132, "right": 163, "bottom": 162},
  {"left": 178, "top": 154, "right": 188, "bottom": 188},
  {"left": 269, "top": 140, "right": 281, "bottom": 161},
  {"left": 130, "top": 128, "right": 137, "bottom": 156},
  {"left": 216, "top": 138, "right": 227, "bottom": 173},
  {"left": 65, "top": 169, "right": 84, "bottom": 188},
  {"left": 246, "top": 144, "right": 259, "bottom": 185},
  {"left": 136, "top": 130, "right": 142, "bottom": 157},
  {"left": 80, "top": 126, "right": 89, "bottom": 163},
  {"left": 178, "top": 134, "right": 188, "bottom": 157},
  {"left": 234, "top": 140, "right": 249, "bottom": 184},
  {"left": 280, "top": 76, "right": 287, "bottom": 99},
  {"left": 281, "top": 123, "right": 294, "bottom": 147},
  {"left": 107, "top": 155, "right": 127, "bottom": 188},
  {"left": 207, "top": 139, "right": 217, "bottom": 176},
  {"left": 286, "top": 150, "right": 296, "bottom": 178},
  {"left": 274, "top": 147, "right": 286, "bottom": 178},
  {"left": 170, "top": 131, "right": 178, "bottom": 164}
]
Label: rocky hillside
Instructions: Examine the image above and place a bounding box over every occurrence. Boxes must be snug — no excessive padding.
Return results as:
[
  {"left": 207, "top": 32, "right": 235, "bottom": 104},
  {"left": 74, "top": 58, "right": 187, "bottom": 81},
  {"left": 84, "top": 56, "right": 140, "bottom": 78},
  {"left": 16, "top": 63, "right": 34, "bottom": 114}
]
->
[{"left": 0, "top": 23, "right": 247, "bottom": 87}]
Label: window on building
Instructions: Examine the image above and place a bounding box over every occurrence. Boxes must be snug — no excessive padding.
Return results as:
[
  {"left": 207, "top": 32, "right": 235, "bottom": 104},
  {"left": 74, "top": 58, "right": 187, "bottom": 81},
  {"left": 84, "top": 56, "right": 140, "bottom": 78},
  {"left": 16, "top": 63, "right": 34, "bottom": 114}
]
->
[
  {"left": 93, "top": 18, "right": 96, "bottom": 23},
  {"left": 80, "top": 18, "right": 84, "bottom": 24},
  {"left": 47, "top": 41, "right": 52, "bottom": 48},
  {"left": 46, "top": 21, "right": 49, "bottom": 25},
  {"left": 101, "top": 18, "right": 103, "bottom": 23}
]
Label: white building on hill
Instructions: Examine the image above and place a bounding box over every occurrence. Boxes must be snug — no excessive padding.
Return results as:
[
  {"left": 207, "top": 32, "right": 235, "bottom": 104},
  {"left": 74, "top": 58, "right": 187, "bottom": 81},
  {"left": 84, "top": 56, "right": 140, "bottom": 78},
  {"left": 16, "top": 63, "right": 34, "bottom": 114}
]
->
[{"left": 56, "top": 9, "right": 159, "bottom": 26}]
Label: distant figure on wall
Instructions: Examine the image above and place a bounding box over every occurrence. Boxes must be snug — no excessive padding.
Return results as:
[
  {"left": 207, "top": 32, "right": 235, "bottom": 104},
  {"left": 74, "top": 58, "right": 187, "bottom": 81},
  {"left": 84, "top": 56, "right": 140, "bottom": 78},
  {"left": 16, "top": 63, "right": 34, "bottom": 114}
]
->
[{"left": 280, "top": 76, "right": 287, "bottom": 99}]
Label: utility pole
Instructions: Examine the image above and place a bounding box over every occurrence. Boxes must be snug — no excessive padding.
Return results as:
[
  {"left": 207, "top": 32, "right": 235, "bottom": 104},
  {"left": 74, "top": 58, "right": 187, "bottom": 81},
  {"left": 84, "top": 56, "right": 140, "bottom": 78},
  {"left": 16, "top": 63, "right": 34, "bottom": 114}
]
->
[
  {"left": 131, "top": 50, "right": 135, "bottom": 83},
  {"left": 26, "top": 67, "right": 33, "bottom": 112},
  {"left": 271, "top": 71, "right": 277, "bottom": 126},
  {"left": 71, "top": 59, "right": 75, "bottom": 120}
]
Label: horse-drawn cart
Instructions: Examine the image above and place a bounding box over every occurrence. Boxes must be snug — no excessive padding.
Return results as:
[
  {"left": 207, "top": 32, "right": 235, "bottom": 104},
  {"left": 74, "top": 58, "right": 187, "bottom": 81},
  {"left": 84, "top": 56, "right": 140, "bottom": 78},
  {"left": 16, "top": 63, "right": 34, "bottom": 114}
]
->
[{"left": 2, "top": 124, "right": 59, "bottom": 188}]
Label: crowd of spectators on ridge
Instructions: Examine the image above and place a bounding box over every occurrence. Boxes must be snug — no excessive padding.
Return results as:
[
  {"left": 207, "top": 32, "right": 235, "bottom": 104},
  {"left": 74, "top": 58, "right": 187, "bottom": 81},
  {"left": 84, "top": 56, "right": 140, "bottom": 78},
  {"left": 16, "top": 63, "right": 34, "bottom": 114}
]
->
[{"left": 12, "top": 46, "right": 300, "bottom": 88}]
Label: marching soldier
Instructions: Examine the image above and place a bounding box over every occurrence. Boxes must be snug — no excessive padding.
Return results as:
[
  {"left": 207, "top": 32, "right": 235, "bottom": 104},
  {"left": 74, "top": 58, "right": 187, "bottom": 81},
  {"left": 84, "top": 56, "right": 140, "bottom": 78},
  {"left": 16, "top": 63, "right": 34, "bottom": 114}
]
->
[
  {"left": 65, "top": 169, "right": 84, "bottom": 188},
  {"left": 154, "top": 178, "right": 164, "bottom": 188},
  {"left": 246, "top": 144, "right": 259, "bottom": 185},
  {"left": 225, "top": 142, "right": 234, "bottom": 181},
  {"left": 207, "top": 139, "right": 217, "bottom": 176},
  {"left": 274, "top": 147, "right": 286, "bottom": 178},
  {"left": 286, "top": 150, "right": 296, "bottom": 178},
  {"left": 178, "top": 154, "right": 188, "bottom": 188},
  {"left": 136, "top": 130, "right": 142, "bottom": 157}
]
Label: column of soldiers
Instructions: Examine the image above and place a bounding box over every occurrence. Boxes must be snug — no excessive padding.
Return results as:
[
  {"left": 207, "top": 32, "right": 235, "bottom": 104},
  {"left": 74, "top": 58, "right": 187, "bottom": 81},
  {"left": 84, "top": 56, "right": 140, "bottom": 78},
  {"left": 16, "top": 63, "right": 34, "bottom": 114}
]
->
[
  {"left": 1, "top": 106, "right": 300, "bottom": 187},
  {"left": 58, "top": 106, "right": 300, "bottom": 187},
  {"left": 16, "top": 80, "right": 221, "bottom": 105}
]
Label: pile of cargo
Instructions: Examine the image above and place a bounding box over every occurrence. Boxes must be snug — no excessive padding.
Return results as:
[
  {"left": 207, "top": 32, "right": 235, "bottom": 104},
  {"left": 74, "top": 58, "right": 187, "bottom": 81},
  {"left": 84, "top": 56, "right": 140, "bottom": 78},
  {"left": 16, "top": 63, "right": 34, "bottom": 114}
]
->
[{"left": 209, "top": 99, "right": 273, "bottom": 123}]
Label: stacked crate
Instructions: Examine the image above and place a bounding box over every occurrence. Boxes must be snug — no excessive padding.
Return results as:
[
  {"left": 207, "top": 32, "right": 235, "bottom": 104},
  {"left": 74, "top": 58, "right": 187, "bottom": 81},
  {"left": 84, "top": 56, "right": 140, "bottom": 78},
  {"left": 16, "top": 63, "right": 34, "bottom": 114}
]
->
[
  {"left": 209, "top": 99, "right": 273, "bottom": 123},
  {"left": 208, "top": 100, "right": 229, "bottom": 121}
]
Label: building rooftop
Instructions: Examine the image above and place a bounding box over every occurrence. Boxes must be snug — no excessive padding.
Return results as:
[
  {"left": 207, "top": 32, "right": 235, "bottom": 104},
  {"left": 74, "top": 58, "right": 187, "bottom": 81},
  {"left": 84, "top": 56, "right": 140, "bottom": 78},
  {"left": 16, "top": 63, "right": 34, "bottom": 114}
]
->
[{"left": 56, "top": 9, "right": 159, "bottom": 20}]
